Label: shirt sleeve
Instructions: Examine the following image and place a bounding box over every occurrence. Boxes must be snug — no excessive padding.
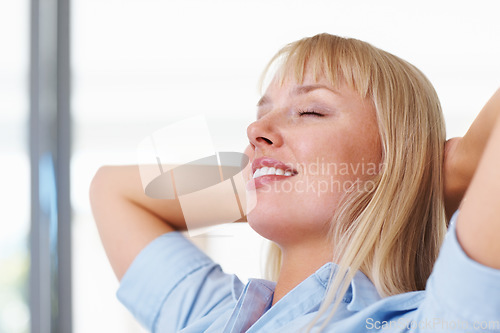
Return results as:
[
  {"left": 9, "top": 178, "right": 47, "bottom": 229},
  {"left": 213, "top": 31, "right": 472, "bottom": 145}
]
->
[
  {"left": 423, "top": 211, "right": 500, "bottom": 329},
  {"left": 116, "top": 231, "right": 243, "bottom": 332}
]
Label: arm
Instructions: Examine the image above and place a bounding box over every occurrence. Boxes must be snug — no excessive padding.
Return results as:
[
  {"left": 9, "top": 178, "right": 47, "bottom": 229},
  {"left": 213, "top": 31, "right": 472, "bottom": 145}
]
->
[
  {"left": 444, "top": 88, "right": 500, "bottom": 218},
  {"left": 92, "top": 165, "right": 245, "bottom": 331},
  {"left": 90, "top": 163, "right": 249, "bottom": 280},
  {"left": 417, "top": 91, "right": 500, "bottom": 326},
  {"left": 90, "top": 165, "right": 186, "bottom": 280},
  {"left": 456, "top": 91, "right": 500, "bottom": 269}
]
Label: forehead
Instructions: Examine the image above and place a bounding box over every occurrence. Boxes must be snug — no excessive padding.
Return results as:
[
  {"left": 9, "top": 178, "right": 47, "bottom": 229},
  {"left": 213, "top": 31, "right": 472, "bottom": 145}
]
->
[
  {"left": 261, "top": 47, "right": 372, "bottom": 103},
  {"left": 258, "top": 69, "right": 356, "bottom": 107},
  {"left": 258, "top": 82, "right": 338, "bottom": 107}
]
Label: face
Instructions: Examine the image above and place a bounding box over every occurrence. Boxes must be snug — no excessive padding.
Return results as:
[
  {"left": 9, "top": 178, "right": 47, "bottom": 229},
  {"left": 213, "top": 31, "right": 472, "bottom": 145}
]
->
[{"left": 244, "top": 71, "right": 382, "bottom": 249}]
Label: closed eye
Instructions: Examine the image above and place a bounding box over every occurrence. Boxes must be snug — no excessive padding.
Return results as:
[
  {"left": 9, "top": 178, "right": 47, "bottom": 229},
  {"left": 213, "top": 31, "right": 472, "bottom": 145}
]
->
[{"left": 298, "top": 109, "right": 324, "bottom": 117}]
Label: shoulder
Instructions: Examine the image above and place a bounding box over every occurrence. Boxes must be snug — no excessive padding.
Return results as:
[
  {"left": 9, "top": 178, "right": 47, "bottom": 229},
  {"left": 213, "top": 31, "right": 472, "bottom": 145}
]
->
[{"left": 117, "top": 231, "right": 245, "bottom": 331}]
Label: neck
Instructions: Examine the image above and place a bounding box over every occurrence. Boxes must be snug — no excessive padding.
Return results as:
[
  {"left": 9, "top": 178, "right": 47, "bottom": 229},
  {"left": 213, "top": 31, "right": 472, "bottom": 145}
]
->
[{"left": 271, "top": 240, "right": 333, "bottom": 306}]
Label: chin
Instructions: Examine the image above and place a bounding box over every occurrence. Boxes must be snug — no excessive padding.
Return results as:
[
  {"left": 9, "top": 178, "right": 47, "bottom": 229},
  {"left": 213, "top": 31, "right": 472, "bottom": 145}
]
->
[
  {"left": 247, "top": 208, "right": 304, "bottom": 245},
  {"left": 248, "top": 211, "right": 283, "bottom": 241}
]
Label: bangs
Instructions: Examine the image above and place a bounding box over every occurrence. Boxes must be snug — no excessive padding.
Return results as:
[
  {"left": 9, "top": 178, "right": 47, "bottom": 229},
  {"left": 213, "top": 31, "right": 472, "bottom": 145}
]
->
[{"left": 260, "top": 34, "right": 375, "bottom": 98}]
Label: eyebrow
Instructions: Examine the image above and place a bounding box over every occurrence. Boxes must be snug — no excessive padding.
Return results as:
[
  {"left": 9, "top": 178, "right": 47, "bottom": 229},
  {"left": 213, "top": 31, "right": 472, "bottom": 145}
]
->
[
  {"left": 256, "top": 84, "right": 338, "bottom": 108},
  {"left": 256, "top": 95, "right": 270, "bottom": 107}
]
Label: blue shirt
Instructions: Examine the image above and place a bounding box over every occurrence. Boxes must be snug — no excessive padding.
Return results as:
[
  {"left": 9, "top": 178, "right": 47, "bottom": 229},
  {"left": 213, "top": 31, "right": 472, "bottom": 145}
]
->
[{"left": 117, "top": 212, "right": 500, "bottom": 332}]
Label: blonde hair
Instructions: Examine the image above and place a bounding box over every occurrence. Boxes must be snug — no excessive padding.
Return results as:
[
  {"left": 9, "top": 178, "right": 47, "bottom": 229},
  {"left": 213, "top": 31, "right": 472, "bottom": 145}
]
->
[{"left": 261, "top": 34, "right": 447, "bottom": 331}]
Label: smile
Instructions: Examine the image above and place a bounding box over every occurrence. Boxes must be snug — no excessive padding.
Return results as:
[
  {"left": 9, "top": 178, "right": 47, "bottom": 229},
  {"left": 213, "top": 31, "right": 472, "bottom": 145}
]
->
[
  {"left": 253, "top": 167, "right": 294, "bottom": 179},
  {"left": 247, "top": 157, "right": 299, "bottom": 190}
]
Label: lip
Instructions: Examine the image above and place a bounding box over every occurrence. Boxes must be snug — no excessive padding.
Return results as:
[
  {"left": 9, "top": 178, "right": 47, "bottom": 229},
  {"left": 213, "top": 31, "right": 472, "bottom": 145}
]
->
[{"left": 247, "top": 157, "right": 298, "bottom": 190}]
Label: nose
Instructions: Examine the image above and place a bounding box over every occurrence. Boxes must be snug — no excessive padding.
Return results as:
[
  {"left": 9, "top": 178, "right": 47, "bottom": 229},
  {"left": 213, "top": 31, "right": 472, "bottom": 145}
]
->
[{"left": 247, "top": 114, "right": 284, "bottom": 150}]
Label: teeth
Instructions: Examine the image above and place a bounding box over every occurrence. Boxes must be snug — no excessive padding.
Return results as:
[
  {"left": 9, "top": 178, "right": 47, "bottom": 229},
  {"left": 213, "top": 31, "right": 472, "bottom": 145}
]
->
[
  {"left": 254, "top": 168, "right": 263, "bottom": 178},
  {"left": 253, "top": 167, "right": 295, "bottom": 179}
]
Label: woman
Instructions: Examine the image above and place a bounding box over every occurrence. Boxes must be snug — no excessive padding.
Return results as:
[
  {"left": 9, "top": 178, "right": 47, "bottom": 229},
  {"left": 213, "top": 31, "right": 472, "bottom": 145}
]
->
[{"left": 90, "top": 34, "right": 500, "bottom": 332}]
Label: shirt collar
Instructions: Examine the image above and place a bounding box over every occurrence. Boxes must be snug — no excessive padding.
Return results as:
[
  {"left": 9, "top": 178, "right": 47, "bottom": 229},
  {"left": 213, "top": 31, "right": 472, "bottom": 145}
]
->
[
  {"left": 313, "top": 262, "right": 382, "bottom": 312},
  {"left": 239, "top": 262, "right": 382, "bottom": 332}
]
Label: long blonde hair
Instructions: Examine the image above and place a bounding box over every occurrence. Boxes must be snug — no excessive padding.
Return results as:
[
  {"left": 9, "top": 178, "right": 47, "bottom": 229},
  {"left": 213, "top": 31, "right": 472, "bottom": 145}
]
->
[{"left": 261, "top": 34, "right": 447, "bottom": 330}]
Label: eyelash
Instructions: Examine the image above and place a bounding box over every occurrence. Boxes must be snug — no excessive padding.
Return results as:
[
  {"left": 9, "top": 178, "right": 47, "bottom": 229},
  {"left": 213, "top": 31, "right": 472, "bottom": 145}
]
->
[{"left": 297, "top": 109, "right": 324, "bottom": 117}]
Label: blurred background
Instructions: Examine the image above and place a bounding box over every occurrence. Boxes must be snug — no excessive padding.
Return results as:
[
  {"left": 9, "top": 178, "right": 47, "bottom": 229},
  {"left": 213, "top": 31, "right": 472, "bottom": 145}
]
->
[{"left": 1, "top": 0, "right": 499, "bottom": 332}]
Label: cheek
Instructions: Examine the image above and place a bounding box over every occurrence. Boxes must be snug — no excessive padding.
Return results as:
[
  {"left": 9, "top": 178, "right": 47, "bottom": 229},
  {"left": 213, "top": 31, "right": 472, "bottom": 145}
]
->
[
  {"left": 320, "top": 124, "right": 381, "bottom": 172},
  {"left": 294, "top": 131, "right": 381, "bottom": 189}
]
